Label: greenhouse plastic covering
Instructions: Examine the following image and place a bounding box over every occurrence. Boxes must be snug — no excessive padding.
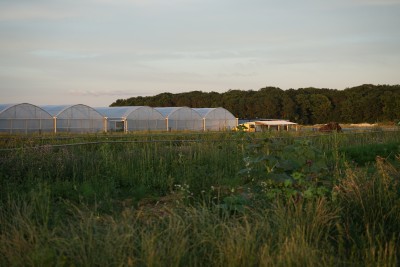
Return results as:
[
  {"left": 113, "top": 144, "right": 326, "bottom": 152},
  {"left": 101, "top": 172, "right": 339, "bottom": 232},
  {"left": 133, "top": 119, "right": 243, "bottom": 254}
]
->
[
  {"left": 41, "top": 104, "right": 104, "bottom": 133},
  {"left": 155, "top": 107, "right": 203, "bottom": 131},
  {"left": 0, "top": 103, "right": 237, "bottom": 134},
  {"left": 0, "top": 103, "right": 53, "bottom": 133},
  {"left": 192, "top": 107, "right": 238, "bottom": 131},
  {"left": 95, "top": 106, "right": 165, "bottom": 132}
]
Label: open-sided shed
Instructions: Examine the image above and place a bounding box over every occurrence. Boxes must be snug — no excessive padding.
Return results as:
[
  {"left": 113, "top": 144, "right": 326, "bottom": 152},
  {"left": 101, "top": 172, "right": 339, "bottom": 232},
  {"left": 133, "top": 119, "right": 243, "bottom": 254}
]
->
[
  {"left": 95, "top": 106, "right": 165, "bottom": 132},
  {"left": 41, "top": 104, "right": 104, "bottom": 133},
  {"left": 239, "top": 119, "right": 298, "bottom": 132},
  {"left": 155, "top": 107, "right": 203, "bottom": 131},
  {"left": 0, "top": 103, "right": 54, "bottom": 134},
  {"left": 192, "top": 107, "right": 238, "bottom": 131}
]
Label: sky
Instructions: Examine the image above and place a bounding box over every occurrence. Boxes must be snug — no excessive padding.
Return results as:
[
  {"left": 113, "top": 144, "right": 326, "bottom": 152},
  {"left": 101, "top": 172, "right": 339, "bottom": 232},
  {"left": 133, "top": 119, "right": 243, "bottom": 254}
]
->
[{"left": 1, "top": 0, "right": 400, "bottom": 107}]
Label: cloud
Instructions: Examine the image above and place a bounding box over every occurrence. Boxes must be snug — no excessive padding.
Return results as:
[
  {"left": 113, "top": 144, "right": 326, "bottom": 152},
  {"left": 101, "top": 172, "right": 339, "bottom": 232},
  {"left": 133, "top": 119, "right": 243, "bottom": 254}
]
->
[
  {"left": 89, "top": 0, "right": 199, "bottom": 6},
  {"left": 351, "top": 0, "right": 400, "bottom": 5},
  {"left": 0, "top": 5, "right": 77, "bottom": 21},
  {"left": 30, "top": 50, "right": 99, "bottom": 60},
  {"left": 68, "top": 89, "right": 136, "bottom": 97},
  {"left": 217, "top": 72, "right": 258, "bottom": 78}
]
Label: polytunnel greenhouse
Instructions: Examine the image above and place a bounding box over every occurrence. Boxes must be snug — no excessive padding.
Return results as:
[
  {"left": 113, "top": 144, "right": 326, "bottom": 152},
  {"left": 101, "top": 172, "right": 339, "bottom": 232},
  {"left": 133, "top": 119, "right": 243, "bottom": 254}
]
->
[
  {"left": 0, "top": 103, "right": 54, "bottom": 134},
  {"left": 41, "top": 104, "right": 104, "bottom": 133},
  {"left": 155, "top": 107, "right": 203, "bottom": 131},
  {"left": 193, "top": 107, "right": 238, "bottom": 131},
  {"left": 95, "top": 106, "right": 165, "bottom": 132}
]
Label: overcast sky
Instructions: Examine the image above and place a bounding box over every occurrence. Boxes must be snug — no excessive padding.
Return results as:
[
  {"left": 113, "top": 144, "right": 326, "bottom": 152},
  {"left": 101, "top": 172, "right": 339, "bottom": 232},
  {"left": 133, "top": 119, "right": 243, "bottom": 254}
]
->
[{"left": 1, "top": 0, "right": 400, "bottom": 106}]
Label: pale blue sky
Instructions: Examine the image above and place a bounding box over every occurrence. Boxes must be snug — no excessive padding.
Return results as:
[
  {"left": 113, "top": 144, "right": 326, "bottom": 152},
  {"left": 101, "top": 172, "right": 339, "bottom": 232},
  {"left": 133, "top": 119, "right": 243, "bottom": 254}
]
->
[{"left": 1, "top": 0, "right": 399, "bottom": 106}]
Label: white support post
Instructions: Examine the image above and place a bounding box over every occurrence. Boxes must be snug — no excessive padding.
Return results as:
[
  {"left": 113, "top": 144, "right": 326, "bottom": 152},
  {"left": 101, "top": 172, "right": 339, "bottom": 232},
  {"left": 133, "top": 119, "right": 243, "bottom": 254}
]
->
[{"left": 54, "top": 117, "right": 57, "bottom": 134}]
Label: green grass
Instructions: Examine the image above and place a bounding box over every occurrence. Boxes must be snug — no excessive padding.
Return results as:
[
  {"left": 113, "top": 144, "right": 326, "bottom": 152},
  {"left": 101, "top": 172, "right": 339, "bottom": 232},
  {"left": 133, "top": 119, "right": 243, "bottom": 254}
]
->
[
  {"left": 340, "top": 142, "right": 400, "bottom": 165},
  {"left": 1, "top": 131, "right": 400, "bottom": 266}
]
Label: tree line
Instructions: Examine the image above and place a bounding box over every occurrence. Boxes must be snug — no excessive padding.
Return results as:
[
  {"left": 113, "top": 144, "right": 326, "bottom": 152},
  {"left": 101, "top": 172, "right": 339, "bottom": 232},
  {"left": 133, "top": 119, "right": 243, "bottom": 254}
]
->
[{"left": 111, "top": 84, "right": 400, "bottom": 125}]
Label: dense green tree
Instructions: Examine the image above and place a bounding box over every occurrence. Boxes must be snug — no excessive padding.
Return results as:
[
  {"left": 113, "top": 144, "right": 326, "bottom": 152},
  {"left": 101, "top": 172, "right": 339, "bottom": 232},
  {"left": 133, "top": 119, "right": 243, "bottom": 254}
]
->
[
  {"left": 309, "top": 94, "right": 332, "bottom": 124},
  {"left": 220, "top": 90, "right": 247, "bottom": 118},
  {"left": 280, "top": 94, "right": 297, "bottom": 121},
  {"left": 110, "top": 84, "right": 400, "bottom": 125},
  {"left": 295, "top": 94, "right": 312, "bottom": 124}
]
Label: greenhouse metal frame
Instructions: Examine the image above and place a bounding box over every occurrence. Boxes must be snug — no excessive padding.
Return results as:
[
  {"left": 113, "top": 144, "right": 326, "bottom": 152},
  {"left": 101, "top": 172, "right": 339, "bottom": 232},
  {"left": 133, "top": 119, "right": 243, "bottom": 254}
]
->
[
  {"left": 95, "top": 106, "right": 166, "bottom": 132},
  {"left": 155, "top": 107, "right": 203, "bottom": 131},
  {"left": 0, "top": 103, "right": 54, "bottom": 134},
  {"left": 0, "top": 103, "right": 238, "bottom": 134},
  {"left": 192, "top": 107, "right": 238, "bottom": 131},
  {"left": 41, "top": 104, "right": 105, "bottom": 133}
]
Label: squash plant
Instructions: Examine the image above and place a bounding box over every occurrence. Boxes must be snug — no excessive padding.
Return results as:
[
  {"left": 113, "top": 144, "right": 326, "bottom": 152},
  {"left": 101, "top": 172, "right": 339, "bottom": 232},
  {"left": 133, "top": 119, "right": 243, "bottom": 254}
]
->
[{"left": 239, "top": 137, "right": 332, "bottom": 201}]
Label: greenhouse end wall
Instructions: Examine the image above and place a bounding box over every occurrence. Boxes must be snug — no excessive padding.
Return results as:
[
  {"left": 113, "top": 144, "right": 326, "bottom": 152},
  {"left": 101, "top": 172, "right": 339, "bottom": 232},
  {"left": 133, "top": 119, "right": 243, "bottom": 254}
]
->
[
  {"left": 41, "top": 104, "right": 105, "bottom": 133},
  {"left": 95, "top": 106, "right": 166, "bottom": 132},
  {"left": 155, "top": 107, "right": 203, "bottom": 131},
  {"left": 0, "top": 103, "right": 54, "bottom": 134},
  {"left": 193, "top": 107, "right": 238, "bottom": 131}
]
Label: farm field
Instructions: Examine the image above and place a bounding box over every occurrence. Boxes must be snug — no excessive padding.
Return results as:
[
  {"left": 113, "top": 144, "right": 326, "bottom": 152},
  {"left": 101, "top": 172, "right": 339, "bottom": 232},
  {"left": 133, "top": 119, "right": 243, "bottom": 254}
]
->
[{"left": 1, "top": 130, "right": 400, "bottom": 266}]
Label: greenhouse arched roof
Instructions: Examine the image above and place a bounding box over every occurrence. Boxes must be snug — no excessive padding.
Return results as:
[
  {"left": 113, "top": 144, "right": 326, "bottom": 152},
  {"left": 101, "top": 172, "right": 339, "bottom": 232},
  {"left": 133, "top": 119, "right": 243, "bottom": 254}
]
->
[
  {"left": 41, "top": 104, "right": 103, "bottom": 118},
  {"left": 40, "top": 104, "right": 104, "bottom": 133},
  {"left": 154, "top": 107, "right": 202, "bottom": 131},
  {"left": 192, "top": 107, "right": 237, "bottom": 131},
  {"left": 154, "top": 107, "right": 202, "bottom": 118},
  {"left": 192, "top": 107, "right": 236, "bottom": 119},
  {"left": 154, "top": 107, "right": 182, "bottom": 118},
  {"left": 0, "top": 103, "right": 52, "bottom": 118},
  {"left": 95, "top": 106, "right": 164, "bottom": 119},
  {"left": 0, "top": 103, "right": 54, "bottom": 133},
  {"left": 95, "top": 106, "right": 166, "bottom": 132},
  {"left": 0, "top": 104, "right": 18, "bottom": 114}
]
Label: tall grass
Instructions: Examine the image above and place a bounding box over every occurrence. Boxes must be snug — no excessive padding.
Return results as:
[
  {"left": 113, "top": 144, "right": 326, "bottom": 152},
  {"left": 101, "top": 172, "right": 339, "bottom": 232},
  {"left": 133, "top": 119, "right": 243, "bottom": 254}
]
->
[
  {"left": 1, "top": 132, "right": 400, "bottom": 266},
  {"left": 0, "top": 138, "right": 243, "bottom": 211},
  {"left": 1, "top": 190, "right": 340, "bottom": 266},
  {"left": 333, "top": 158, "right": 400, "bottom": 265}
]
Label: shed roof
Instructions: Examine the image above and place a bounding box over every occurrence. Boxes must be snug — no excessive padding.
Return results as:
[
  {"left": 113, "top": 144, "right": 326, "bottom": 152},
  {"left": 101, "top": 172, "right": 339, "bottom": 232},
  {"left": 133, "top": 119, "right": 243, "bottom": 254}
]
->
[{"left": 254, "top": 120, "right": 297, "bottom": 126}]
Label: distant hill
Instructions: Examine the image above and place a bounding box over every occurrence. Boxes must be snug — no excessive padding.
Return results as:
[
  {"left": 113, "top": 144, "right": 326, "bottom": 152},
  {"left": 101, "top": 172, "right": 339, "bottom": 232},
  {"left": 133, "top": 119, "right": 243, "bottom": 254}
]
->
[{"left": 111, "top": 84, "right": 400, "bottom": 124}]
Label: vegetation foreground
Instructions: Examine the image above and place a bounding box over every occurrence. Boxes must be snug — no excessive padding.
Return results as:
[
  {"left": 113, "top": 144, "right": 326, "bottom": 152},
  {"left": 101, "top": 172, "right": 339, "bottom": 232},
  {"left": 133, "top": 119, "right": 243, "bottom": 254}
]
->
[{"left": 1, "top": 130, "right": 400, "bottom": 266}]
